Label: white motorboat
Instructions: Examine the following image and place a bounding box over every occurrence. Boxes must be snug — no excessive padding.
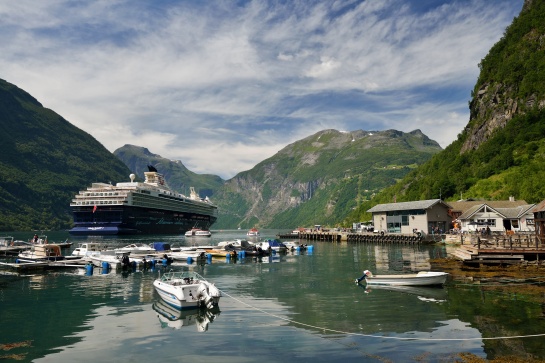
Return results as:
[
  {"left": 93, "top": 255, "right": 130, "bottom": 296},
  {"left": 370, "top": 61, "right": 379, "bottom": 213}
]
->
[
  {"left": 184, "top": 228, "right": 212, "bottom": 237},
  {"left": 85, "top": 250, "right": 130, "bottom": 269},
  {"left": 357, "top": 270, "right": 448, "bottom": 286},
  {"left": 246, "top": 228, "right": 259, "bottom": 236},
  {"left": 114, "top": 243, "right": 156, "bottom": 255},
  {"left": 216, "top": 239, "right": 254, "bottom": 249},
  {"left": 71, "top": 242, "right": 106, "bottom": 257},
  {"left": 153, "top": 271, "right": 221, "bottom": 310}
]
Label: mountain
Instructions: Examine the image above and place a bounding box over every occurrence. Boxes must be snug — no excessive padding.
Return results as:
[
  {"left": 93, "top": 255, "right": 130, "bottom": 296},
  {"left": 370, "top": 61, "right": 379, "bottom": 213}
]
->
[
  {"left": 0, "top": 79, "right": 131, "bottom": 231},
  {"left": 211, "top": 129, "right": 442, "bottom": 229},
  {"left": 113, "top": 144, "right": 224, "bottom": 199},
  {"left": 348, "top": 0, "right": 545, "bottom": 222}
]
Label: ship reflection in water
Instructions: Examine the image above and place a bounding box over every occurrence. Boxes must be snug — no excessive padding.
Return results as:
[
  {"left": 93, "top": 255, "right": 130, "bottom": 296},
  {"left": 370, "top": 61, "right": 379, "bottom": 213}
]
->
[{"left": 152, "top": 300, "right": 221, "bottom": 332}]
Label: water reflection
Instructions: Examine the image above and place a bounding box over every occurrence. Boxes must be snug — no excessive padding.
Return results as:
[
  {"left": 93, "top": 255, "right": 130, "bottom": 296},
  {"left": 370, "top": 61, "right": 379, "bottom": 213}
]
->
[
  {"left": 152, "top": 300, "right": 221, "bottom": 332},
  {"left": 362, "top": 284, "right": 448, "bottom": 303}
]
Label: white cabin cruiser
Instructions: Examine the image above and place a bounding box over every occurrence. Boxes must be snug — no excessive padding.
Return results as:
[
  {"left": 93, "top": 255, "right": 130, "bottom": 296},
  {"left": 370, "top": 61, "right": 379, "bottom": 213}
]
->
[{"left": 153, "top": 271, "right": 221, "bottom": 310}]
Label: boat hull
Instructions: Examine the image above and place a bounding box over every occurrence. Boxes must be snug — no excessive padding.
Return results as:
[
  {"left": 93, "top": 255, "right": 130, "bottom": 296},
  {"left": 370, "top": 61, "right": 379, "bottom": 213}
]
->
[
  {"left": 153, "top": 272, "right": 221, "bottom": 310},
  {"left": 365, "top": 272, "right": 448, "bottom": 286},
  {"left": 70, "top": 205, "right": 217, "bottom": 235}
]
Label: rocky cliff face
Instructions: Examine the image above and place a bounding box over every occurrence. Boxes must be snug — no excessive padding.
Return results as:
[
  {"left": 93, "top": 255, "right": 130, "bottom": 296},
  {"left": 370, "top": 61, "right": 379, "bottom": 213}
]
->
[{"left": 461, "top": 0, "right": 545, "bottom": 153}]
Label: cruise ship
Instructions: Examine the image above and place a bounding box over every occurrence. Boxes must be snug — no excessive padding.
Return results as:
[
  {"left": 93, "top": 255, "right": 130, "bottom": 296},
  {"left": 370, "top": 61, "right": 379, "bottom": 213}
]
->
[{"left": 69, "top": 166, "right": 218, "bottom": 235}]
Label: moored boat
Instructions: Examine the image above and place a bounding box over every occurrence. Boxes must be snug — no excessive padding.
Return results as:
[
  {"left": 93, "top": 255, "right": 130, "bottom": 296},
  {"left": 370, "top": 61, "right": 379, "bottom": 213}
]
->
[
  {"left": 247, "top": 228, "right": 259, "bottom": 236},
  {"left": 255, "top": 239, "right": 287, "bottom": 252},
  {"left": 153, "top": 271, "right": 221, "bottom": 310},
  {"left": 18, "top": 244, "right": 65, "bottom": 262},
  {"left": 184, "top": 228, "right": 212, "bottom": 237},
  {"left": 84, "top": 250, "right": 130, "bottom": 270},
  {"left": 115, "top": 243, "right": 156, "bottom": 255},
  {"left": 71, "top": 242, "right": 107, "bottom": 257},
  {"left": 357, "top": 270, "right": 448, "bottom": 286}
]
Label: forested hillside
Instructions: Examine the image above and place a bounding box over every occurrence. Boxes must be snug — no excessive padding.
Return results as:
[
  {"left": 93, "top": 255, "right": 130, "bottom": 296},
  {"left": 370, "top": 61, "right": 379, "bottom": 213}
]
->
[
  {"left": 346, "top": 0, "right": 545, "bottom": 224},
  {"left": 0, "top": 79, "right": 131, "bottom": 231}
]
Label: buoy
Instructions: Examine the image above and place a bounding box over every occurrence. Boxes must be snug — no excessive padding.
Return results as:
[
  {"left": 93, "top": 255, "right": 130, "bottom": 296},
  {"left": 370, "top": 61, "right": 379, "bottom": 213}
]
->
[
  {"left": 101, "top": 261, "right": 110, "bottom": 270},
  {"left": 225, "top": 253, "right": 231, "bottom": 262},
  {"left": 162, "top": 258, "right": 168, "bottom": 267},
  {"left": 206, "top": 253, "right": 212, "bottom": 261},
  {"left": 241, "top": 250, "right": 246, "bottom": 258},
  {"left": 307, "top": 245, "right": 314, "bottom": 254},
  {"left": 85, "top": 264, "right": 93, "bottom": 275},
  {"left": 15, "top": 259, "right": 20, "bottom": 264},
  {"left": 187, "top": 256, "right": 193, "bottom": 264}
]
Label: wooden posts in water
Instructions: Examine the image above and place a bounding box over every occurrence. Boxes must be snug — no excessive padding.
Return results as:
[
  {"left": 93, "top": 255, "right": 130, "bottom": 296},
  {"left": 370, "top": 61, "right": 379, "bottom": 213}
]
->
[{"left": 277, "top": 231, "right": 425, "bottom": 244}]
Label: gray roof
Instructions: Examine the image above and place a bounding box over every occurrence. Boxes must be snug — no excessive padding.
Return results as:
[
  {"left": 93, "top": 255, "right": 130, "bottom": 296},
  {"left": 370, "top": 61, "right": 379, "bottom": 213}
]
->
[
  {"left": 458, "top": 203, "right": 536, "bottom": 220},
  {"left": 367, "top": 199, "right": 451, "bottom": 213}
]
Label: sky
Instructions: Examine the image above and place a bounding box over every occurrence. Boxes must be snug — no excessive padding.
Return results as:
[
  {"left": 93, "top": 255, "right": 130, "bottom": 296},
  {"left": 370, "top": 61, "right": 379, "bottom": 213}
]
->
[{"left": 0, "top": 0, "right": 524, "bottom": 179}]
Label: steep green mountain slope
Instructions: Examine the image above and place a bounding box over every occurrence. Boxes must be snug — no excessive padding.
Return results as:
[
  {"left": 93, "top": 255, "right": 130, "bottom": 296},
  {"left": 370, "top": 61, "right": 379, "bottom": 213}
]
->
[
  {"left": 0, "top": 79, "right": 131, "bottom": 231},
  {"left": 113, "top": 144, "right": 224, "bottom": 199},
  {"left": 212, "top": 129, "right": 442, "bottom": 229},
  {"left": 346, "top": 0, "right": 545, "bottom": 224}
]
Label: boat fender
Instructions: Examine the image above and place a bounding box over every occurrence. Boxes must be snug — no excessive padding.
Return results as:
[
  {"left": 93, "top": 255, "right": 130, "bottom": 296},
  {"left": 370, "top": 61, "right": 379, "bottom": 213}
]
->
[
  {"left": 380, "top": 231, "right": 385, "bottom": 236},
  {"left": 102, "top": 261, "right": 110, "bottom": 270},
  {"left": 187, "top": 256, "right": 193, "bottom": 264},
  {"left": 416, "top": 231, "right": 422, "bottom": 238},
  {"left": 15, "top": 259, "right": 20, "bottom": 264}
]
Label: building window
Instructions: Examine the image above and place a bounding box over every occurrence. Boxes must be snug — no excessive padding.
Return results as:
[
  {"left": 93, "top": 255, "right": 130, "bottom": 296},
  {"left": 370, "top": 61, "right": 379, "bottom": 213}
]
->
[{"left": 402, "top": 215, "right": 409, "bottom": 226}]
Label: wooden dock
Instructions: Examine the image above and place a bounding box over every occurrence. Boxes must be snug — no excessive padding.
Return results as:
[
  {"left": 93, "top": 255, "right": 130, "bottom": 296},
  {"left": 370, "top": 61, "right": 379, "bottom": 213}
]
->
[{"left": 450, "top": 234, "right": 545, "bottom": 265}]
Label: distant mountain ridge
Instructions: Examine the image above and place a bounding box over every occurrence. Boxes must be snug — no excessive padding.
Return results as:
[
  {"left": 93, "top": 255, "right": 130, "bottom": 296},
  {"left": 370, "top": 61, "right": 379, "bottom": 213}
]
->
[
  {"left": 113, "top": 144, "right": 224, "bottom": 199},
  {"left": 113, "top": 129, "right": 442, "bottom": 229}
]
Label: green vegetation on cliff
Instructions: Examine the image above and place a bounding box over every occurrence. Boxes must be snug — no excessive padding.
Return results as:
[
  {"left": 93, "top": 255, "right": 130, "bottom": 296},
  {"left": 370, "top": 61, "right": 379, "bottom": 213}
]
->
[
  {"left": 346, "top": 1, "right": 545, "bottom": 224},
  {"left": 0, "top": 79, "right": 131, "bottom": 231}
]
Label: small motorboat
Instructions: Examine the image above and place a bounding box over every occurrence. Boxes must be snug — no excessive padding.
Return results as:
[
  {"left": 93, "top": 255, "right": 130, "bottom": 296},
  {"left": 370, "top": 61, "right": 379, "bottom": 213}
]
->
[
  {"left": 84, "top": 250, "right": 130, "bottom": 270},
  {"left": 115, "top": 243, "right": 156, "bottom": 255},
  {"left": 255, "top": 239, "right": 287, "bottom": 253},
  {"left": 216, "top": 239, "right": 254, "bottom": 249},
  {"left": 153, "top": 270, "right": 221, "bottom": 310},
  {"left": 71, "top": 242, "right": 106, "bottom": 257},
  {"left": 185, "top": 228, "right": 212, "bottom": 237},
  {"left": 18, "top": 244, "right": 65, "bottom": 262},
  {"left": 357, "top": 270, "right": 448, "bottom": 286},
  {"left": 246, "top": 228, "right": 259, "bottom": 236}
]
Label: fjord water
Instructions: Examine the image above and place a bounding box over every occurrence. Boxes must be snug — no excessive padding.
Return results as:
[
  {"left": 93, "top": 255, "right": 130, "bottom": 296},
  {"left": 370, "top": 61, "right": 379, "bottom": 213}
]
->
[{"left": 1, "top": 230, "right": 545, "bottom": 362}]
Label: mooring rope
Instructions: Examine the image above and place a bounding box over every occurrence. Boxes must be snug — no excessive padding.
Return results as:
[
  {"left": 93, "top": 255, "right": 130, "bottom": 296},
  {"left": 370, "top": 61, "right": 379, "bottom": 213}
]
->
[{"left": 220, "top": 289, "right": 545, "bottom": 341}]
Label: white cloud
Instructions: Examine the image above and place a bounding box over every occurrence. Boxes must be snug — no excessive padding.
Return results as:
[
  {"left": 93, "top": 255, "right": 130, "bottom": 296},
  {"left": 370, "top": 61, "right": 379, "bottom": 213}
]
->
[{"left": 0, "top": 0, "right": 524, "bottom": 179}]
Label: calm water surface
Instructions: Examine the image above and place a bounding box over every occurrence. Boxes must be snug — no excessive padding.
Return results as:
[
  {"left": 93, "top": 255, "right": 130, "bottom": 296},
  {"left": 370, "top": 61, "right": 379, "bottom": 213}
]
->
[{"left": 1, "top": 230, "right": 545, "bottom": 362}]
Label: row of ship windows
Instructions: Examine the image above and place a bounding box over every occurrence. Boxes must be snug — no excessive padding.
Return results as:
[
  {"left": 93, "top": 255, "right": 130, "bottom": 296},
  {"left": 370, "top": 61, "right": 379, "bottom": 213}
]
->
[
  {"left": 84, "top": 192, "right": 125, "bottom": 197},
  {"left": 74, "top": 201, "right": 123, "bottom": 205}
]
